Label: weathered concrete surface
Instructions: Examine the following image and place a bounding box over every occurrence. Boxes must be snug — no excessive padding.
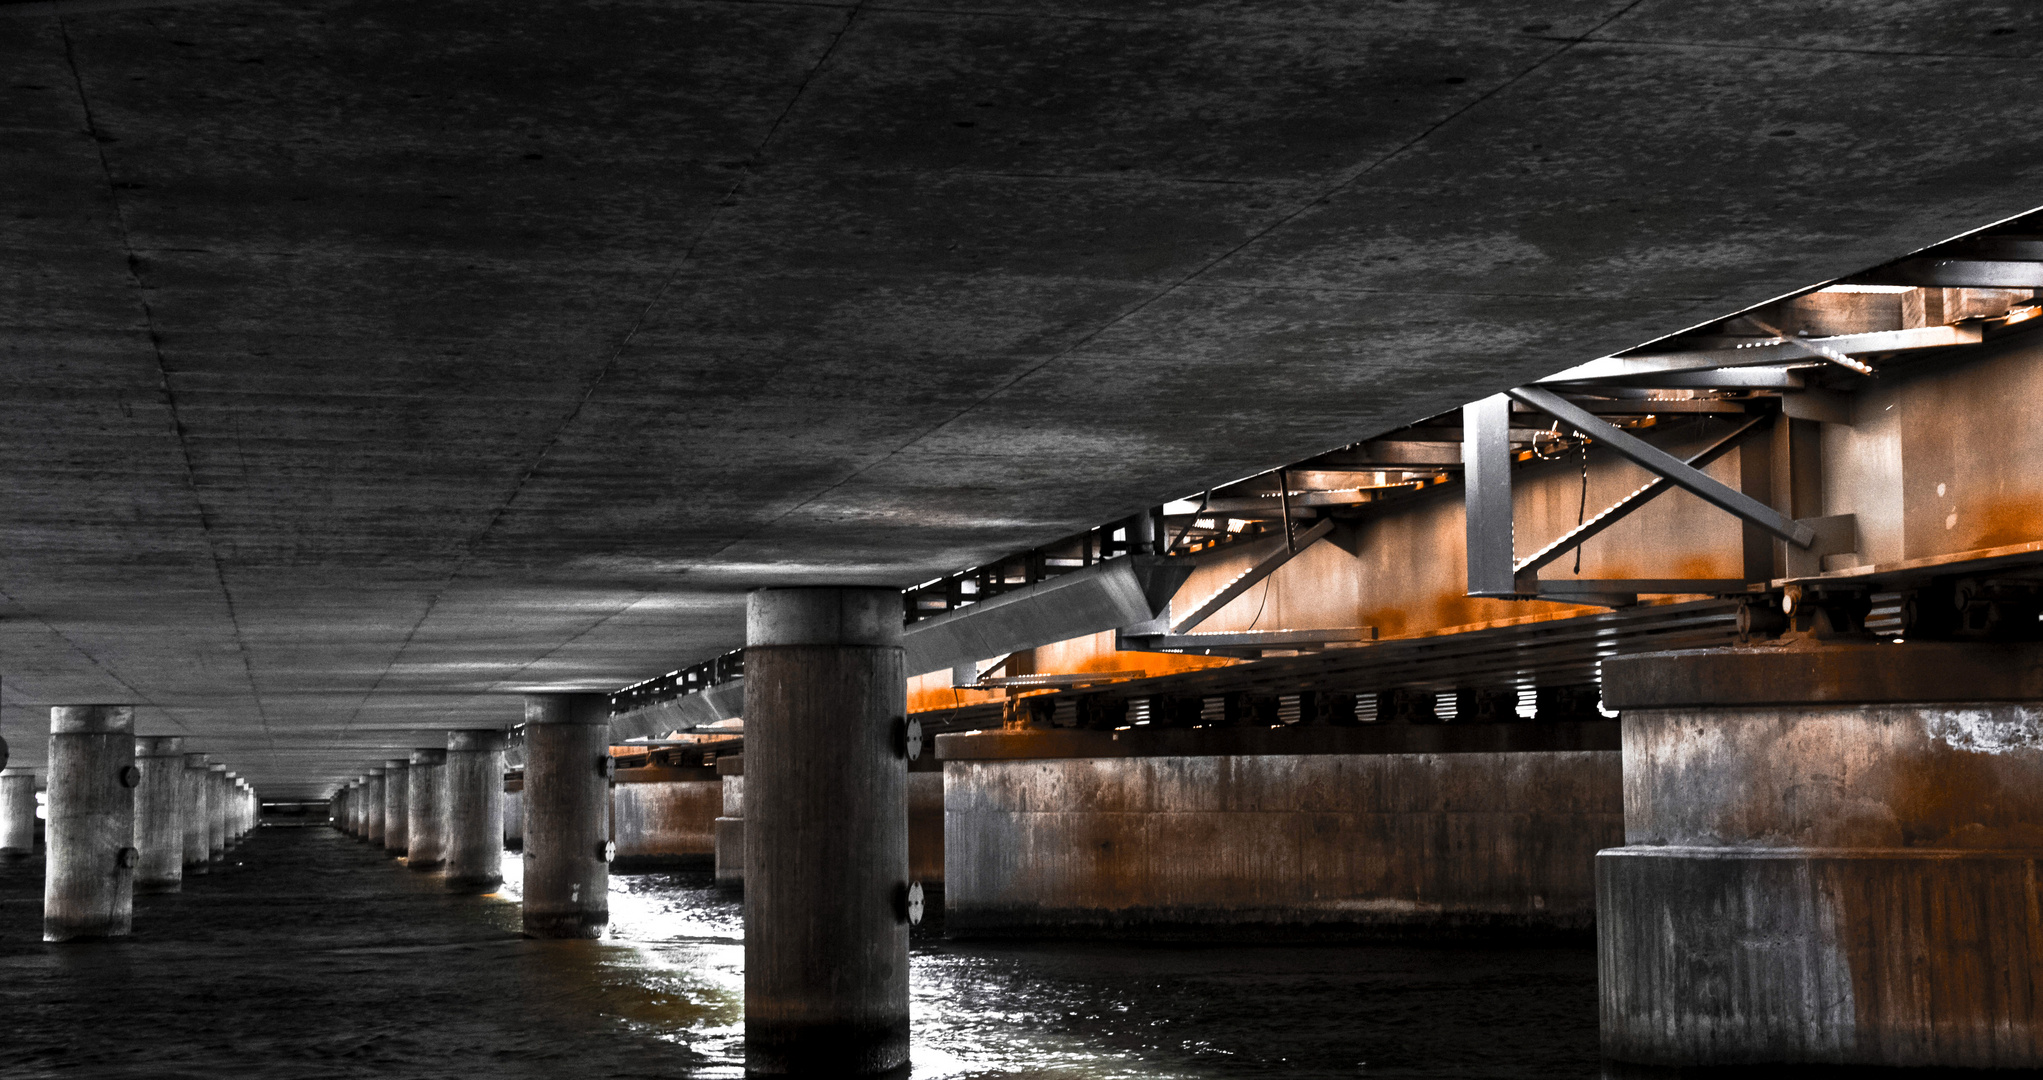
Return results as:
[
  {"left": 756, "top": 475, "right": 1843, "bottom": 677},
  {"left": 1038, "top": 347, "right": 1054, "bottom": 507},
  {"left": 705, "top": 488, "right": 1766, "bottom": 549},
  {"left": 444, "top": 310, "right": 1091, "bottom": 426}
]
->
[
  {"left": 381, "top": 759, "right": 408, "bottom": 857},
  {"left": 943, "top": 745, "right": 1619, "bottom": 938},
  {"left": 443, "top": 731, "right": 506, "bottom": 893},
  {"left": 7, "top": 3, "right": 2043, "bottom": 796},
  {"left": 504, "top": 782, "right": 523, "bottom": 852},
  {"left": 182, "top": 754, "right": 210, "bottom": 873},
  {"left": 132, "top": 736, "right": 185, "bottom": 893},
  {"left": 744, "top": 588, "right": 909, "bottom": 1076},
  {"left": 707, "top": 757, "right": 946, "bottom": 889},
  {"left": 405, "top": 749, "right": 446, "bottom": 870},
  {"left": 44, "top": 706, "right": 136, "bottom": 942},
  {"left": 1599, "top": 643, "right": 2043, "bottom": 1069},
  {"left": 521, "top": 693, "right": 611, "bottom": 938},
  {"left": 611, "top": 767, "right": 718, "bottom": 872},
  {"left": 0, "top": 769, "right": 37, "bottom": 857},
  {"left": 715, "top": 761, "right": 744, "bottom": 890}
]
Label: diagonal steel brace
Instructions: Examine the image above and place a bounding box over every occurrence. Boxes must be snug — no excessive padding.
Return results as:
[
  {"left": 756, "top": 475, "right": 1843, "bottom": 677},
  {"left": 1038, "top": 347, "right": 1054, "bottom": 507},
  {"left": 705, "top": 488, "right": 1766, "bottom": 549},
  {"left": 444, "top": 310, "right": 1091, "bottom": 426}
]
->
[{"left": 1506, "top": 386, "right": 1816, "bottom": 549}]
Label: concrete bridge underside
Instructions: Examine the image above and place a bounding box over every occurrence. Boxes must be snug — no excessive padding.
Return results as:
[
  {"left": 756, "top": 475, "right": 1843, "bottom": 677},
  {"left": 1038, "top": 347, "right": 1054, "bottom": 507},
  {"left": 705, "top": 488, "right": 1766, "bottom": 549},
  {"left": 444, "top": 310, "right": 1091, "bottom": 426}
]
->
[{"left": 6, "top": 0, "right": 2043, "bottom": 793}]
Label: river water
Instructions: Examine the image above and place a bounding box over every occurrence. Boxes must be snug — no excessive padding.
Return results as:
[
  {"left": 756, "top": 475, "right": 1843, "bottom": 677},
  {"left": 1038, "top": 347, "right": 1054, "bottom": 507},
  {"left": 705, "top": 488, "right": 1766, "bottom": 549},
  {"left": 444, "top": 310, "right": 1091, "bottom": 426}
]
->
[{"left": 0, "top": 827, "right": 1600, "bottom": 1078}]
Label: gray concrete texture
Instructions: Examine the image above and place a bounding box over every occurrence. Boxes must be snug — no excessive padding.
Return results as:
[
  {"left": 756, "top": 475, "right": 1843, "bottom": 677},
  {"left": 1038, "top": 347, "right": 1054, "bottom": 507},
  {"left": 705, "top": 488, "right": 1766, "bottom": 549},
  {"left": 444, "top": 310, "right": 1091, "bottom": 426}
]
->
[
  {"left": 1599, "top": 642, "right": 2043, "bottom": 1068},
  {"left": 5, "top": 2, "right": 2043, "bottom": 795},
  {"left": 944, "top": 750, "right": 1620, "bottom": 936}
]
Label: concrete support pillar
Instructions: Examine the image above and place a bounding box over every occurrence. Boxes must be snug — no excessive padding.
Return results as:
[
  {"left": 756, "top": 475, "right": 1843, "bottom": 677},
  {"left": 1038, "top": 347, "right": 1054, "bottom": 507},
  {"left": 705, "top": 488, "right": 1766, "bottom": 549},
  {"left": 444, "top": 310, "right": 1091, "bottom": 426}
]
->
[
  {"left": 744, "top": 587, "right": 909, "bottom": 1076},
  {"left": 443, "top": 730, "right": 506, "bottom": 892},
  {"left": 44, "top": 705, "right": 137, "bottom": 942},
  {"left": 224, "top": 772, "right": 242, "bottom": 849},
  {"left": 713, "top": 757, "right": 743, "bottom": 889},
  {"left": 132, "top": 736, "right": 185, "bottom": 893},
  {"left": 0, "top": 768, "right": 36, "bottom": 858},
  {"left": 349, "top": 778, "right": 366, "bottom": 837},
  {"left": 1599, "top": 642, "right": 2043, "bottom": 1070},
  {"left": 521, "top": 693, "right": 613, "bottom": 938},
  {"left": 406, "top": 749, "right": 447, "bottom": 869},
  {"left": 207, "top": 764, "right": 227, "bottom": 861},
  {"left": 182, "top": 754, "right": 211, "bottom": 874},
  {"left": 503, "top": 778, "right": 523, "bottom": 852},
  {"left": 382, "top": 758, "right": 409, "bottom": 857},
  {"left": 364, "top": 767, "right": 386, "bottom": 847}
]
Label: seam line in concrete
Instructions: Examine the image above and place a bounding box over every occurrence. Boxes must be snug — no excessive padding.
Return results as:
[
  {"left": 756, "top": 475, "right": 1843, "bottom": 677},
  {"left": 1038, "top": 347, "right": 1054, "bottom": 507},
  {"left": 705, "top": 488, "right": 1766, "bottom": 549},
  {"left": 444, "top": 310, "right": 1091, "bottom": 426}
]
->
[{"left": 55, "top": 16, "right": 248, "bottom": 749}]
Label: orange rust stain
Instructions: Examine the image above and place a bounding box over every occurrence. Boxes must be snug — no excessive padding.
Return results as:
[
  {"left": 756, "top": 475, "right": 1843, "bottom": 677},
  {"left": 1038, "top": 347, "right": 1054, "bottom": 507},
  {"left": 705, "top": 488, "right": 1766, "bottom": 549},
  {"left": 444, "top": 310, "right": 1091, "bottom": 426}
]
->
[
  {"left": 1960, "top": 495, "right": 2043, "bottom": 553},
  {"left": 1675, "top": 553, "right": 1739, "bottom": 580}
]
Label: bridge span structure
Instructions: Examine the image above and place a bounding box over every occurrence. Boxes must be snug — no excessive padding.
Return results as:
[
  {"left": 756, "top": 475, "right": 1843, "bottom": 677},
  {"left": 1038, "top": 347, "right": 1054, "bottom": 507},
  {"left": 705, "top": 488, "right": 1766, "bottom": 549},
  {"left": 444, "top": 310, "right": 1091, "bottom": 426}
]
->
[{"left": 8, "top": 3, "right": 2043, "bottom": 1073}]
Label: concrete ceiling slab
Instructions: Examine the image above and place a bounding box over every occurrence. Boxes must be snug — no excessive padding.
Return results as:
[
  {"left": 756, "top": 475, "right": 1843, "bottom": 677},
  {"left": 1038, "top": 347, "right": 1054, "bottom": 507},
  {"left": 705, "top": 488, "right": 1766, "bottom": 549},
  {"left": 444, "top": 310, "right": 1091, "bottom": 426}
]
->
[{"left": 3, "top": 0, "right": 2041, "bottom": 794}]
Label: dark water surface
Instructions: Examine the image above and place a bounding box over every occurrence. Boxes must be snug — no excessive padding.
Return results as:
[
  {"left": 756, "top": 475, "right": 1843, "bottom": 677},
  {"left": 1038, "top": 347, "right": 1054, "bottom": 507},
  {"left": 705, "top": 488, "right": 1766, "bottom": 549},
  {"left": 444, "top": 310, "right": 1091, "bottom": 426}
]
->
[{"left": 0, "top": 827, "right": 1599, "bottom": 1078}]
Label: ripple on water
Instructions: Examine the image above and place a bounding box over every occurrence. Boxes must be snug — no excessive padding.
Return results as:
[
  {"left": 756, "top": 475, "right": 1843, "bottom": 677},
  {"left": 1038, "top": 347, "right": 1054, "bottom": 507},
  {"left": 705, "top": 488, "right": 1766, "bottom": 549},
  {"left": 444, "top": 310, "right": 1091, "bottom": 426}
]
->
[{"left": 0, "top": 830, "right": 1597, "bottom": 1078}]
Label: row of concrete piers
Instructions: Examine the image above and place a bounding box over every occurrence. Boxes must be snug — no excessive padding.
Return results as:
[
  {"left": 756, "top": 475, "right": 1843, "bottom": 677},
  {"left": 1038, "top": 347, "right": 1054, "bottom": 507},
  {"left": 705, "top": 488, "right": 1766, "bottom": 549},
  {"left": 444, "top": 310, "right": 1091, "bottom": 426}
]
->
[
  {"left": 332, "top": 731, "right": 510, "bottom": 892},
  {"left": 322, "top": 588, "right": 911, "bottom": 1075},
  {"left": 0, "top": 706, "right": 260, "bottom": 942},
  {"left": 303, "top": 586, "right": 2043, "bottom": 1074}
]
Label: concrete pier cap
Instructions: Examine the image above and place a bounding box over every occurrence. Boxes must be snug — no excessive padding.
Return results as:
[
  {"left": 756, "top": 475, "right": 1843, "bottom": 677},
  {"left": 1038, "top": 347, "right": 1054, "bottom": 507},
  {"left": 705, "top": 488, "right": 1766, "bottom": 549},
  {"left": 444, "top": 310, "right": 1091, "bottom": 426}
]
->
[
  {"left": 745, "top": 586, "right": 903, "bottom": 649},
  {"left": 1597, "top": 639, "right": 2043, "bottom": 1071}
]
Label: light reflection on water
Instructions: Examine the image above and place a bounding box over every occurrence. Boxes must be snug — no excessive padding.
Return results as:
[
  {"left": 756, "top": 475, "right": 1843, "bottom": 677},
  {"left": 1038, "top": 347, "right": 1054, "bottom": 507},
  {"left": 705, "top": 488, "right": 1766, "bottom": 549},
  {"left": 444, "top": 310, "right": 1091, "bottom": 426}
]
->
[
  {"left": 497, "top": 856, "right": 1598, "bottom": 1079},
  {"left": 0, "top": 832, "right": 1598, "bottom": 1078}
]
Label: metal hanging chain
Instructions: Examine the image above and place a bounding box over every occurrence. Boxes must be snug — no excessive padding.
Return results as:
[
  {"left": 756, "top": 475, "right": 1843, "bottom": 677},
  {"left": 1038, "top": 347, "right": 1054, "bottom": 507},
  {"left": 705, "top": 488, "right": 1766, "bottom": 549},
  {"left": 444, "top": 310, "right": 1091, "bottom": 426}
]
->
[{"left": 1574, "top": 437, "right": 1589, "bottom": 576}]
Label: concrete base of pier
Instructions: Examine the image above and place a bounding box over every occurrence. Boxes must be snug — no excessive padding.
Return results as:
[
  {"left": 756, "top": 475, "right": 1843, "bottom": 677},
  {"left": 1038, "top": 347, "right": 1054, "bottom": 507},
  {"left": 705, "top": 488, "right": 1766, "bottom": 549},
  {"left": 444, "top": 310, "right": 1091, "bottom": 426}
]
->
[
  {"left": 611, "top": 761, "right": 718, "bottom": 872},
  {"left": 1598, "top": 641, "right": 2043, "bottom": 1070},
  {"left": 937, "top": 723, "right": 1621, "bottom": 939}
]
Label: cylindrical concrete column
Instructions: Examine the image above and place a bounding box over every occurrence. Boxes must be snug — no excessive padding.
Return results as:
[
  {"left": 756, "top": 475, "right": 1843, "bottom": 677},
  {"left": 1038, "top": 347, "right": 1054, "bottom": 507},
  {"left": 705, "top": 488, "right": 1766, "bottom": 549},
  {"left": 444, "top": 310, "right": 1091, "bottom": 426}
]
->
[
  {"left": 382, "top": 759, "right": 410, "bottom": 857},
  {"left": 182, "top": 754, "right": 211, "bottom": 874},
  {"left": 406, "top": 749, "right": 447, "bottom": 869},
  {"left": 223, "top": 772, "right": 242, "bottom": 849},
  {"left": 504, "top": 779, "right": 524, "bottom": 852},
  {"left": 443, "top": 731, "right": 506, "bottom": 892},
  {"left": 522, "top": 693, "right": 613, "bottom": 938},
  {"left": 207, "top": 764, "right": 228, "bottom": 861},
  {"left": 744, "top": 587, "right": 909, "bottom": 1076},
  {"left": 1, "top": 768, "right": 37, "bottom": 858},
  {"left": 44, "top": 705, "right": 137, "bottom": 942},
  {"left": 364, "top": 768, "right": 386, "bottom": 847},
  {"left": 1599, "top": 641, "right": 2043, "bottom": 1070},
  {"left": 132, "top": 736, "right": 185, "bottom": 893}
]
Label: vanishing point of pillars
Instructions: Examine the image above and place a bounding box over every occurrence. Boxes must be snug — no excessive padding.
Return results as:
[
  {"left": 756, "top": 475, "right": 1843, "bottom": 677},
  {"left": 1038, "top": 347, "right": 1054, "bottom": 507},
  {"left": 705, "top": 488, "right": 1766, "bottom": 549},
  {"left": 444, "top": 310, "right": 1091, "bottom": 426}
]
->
[
  {"left": 522, "top": 692, "right": 613, "bottom": 938},
  {"left": 744, "top": 587, "right": 911, "bottom": 1076}
]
